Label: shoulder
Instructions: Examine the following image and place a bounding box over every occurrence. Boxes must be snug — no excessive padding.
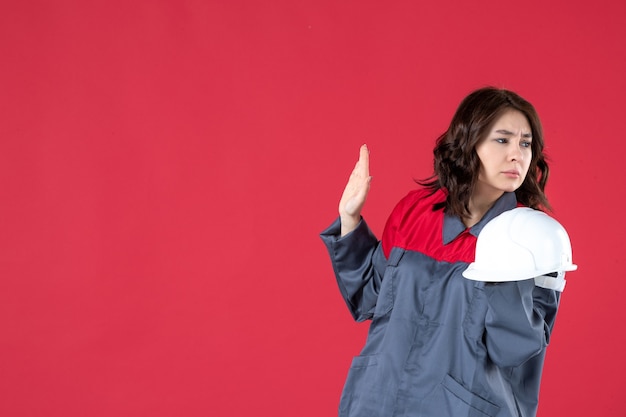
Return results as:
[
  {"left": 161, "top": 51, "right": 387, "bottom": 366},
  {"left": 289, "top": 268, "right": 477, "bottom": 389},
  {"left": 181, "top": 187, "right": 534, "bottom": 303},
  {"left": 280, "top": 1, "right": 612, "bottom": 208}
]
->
[
  {"left": 382, "top": 188, "right": 446, "bottom": 257},
  {"left": 391, "top": 188, "right": 446, "bottom": 217}
]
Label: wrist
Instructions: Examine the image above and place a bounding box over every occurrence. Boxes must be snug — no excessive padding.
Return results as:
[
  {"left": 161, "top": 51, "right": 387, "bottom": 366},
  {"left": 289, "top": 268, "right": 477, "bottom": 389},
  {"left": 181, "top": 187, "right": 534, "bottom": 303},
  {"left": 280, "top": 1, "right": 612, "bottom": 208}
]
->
[{"left": 340, "top": 215, "right": 361, "bottom": 237}]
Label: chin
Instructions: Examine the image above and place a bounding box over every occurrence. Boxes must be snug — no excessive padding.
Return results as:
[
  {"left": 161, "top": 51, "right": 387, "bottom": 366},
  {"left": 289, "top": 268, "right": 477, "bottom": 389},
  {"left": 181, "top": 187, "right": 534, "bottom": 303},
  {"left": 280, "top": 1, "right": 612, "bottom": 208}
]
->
[{"left": 499, "top": 184, "right": 521, "bottom": 193}]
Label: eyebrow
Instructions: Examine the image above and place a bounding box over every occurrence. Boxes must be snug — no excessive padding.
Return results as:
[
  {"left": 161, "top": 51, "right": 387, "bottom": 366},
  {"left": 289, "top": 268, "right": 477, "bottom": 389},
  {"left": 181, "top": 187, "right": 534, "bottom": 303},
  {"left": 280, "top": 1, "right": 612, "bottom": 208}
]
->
[{"left": 495, "top": 129, "right": 533, "bottom": 139}]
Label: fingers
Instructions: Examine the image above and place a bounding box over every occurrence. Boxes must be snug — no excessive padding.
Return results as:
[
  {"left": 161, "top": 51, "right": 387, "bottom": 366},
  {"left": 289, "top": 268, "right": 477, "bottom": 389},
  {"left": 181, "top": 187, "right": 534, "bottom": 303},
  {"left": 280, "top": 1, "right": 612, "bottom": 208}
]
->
[
  {"left": 351, "top": 144, "right": 370, "bottom": 180},
  {"left": 359, "top": 144, "right": 370, "bottom": 176},
  {"left": 345, "top": 145, "right": 372, "bottom": 207},
  {"left": 338, "top": 145, "right": 371, "bottom": 233},
  {"left": 340, "top": 144, "right": 372, "bottom": 200}
]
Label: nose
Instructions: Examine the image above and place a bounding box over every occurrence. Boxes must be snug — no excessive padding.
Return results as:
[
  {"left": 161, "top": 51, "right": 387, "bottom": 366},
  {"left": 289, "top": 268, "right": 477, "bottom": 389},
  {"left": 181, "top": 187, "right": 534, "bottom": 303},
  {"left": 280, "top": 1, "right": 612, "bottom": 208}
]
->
[{"left": 509, "top": 142, "right": 523, "bottom": 161}]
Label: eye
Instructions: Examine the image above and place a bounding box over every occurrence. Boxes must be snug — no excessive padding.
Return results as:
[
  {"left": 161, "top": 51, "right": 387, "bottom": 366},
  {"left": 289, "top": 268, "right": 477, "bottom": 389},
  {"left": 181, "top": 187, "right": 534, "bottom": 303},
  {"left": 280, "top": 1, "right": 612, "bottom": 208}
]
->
[
  {"left": 496, "top": 138, "right": 508, "bottom": 144},
  {"left": 521, "top": 141, "right": 532, "bottom": 148}
]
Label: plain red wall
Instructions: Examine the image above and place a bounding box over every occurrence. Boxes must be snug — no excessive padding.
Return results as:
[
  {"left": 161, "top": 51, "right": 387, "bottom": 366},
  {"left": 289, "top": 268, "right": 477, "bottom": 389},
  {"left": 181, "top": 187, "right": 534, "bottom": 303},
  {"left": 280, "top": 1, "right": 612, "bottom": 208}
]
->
[{"left": 1, "top": 0, "right": 625, "bottom": 415}]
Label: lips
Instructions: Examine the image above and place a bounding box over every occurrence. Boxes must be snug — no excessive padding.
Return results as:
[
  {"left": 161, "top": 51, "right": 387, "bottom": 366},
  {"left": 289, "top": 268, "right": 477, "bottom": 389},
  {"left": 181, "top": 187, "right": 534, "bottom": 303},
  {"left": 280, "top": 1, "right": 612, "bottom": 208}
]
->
[{"left": 502, "top": 169, "right": 520, "bottom": 177}]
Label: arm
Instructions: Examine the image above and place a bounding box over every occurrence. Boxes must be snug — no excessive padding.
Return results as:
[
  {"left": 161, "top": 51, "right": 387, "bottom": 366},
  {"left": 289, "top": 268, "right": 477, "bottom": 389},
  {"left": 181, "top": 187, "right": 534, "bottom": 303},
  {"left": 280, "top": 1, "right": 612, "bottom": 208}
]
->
[
  {"left": 320, "top": 218, "right": 387, "bottom": 321},
  {"left": 483, "top": 278, "right": 560, "bottom": 368},
  {"left": 320, "top": 145, "right": 385, "bottom": 321}
]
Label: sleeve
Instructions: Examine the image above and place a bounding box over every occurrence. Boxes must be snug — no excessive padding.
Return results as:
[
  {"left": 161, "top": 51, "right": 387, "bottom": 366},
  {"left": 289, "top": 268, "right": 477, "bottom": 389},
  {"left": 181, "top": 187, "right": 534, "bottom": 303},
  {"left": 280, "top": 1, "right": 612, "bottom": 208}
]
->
[
  {"left": 483, "top": 278, "right": 561, "bottom": 368},
  {"left": 319, "top": 217, "right": 388, "bottom": 322}
]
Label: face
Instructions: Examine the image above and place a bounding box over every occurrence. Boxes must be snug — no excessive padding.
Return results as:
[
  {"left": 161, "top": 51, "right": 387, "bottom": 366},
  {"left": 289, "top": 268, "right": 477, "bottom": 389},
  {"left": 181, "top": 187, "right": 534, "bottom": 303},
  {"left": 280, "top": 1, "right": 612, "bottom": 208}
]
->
[{"left": 474, "top": 109, "right": 532, "bottom": 201}]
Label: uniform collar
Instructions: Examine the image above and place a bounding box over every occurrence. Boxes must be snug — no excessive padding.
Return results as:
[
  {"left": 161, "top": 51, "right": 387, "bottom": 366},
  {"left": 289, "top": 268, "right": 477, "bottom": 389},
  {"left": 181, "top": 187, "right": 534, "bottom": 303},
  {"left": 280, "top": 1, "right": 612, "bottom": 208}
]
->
[{"left": 442, "top": 192, "right": 518, "bottom": 244}]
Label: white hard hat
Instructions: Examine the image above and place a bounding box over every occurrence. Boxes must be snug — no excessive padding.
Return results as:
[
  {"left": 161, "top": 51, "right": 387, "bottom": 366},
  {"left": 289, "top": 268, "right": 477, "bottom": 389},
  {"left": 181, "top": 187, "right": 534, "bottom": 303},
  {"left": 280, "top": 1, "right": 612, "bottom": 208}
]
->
[{"left": 462, "top": 207, "right": 577, "bottom": 283}]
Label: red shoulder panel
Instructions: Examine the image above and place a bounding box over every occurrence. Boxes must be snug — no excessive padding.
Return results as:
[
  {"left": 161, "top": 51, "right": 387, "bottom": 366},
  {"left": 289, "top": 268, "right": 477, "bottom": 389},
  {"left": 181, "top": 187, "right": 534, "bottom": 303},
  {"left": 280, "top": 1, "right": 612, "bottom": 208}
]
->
[{"left": 382, "top": 189, "right": 477, "bottom": 263}]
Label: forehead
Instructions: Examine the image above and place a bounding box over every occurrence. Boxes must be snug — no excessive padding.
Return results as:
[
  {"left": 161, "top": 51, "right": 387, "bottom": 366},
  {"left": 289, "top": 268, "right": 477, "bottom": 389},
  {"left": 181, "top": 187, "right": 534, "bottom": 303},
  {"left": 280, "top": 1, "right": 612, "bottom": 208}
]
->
[{"left": 491, "top": 109, "right": 532, "bottom": 133}]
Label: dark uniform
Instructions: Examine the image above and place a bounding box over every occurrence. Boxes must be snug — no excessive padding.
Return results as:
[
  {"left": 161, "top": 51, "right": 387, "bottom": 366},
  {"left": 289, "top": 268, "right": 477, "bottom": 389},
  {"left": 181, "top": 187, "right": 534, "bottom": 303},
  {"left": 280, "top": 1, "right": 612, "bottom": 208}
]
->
[{"left": 321, "top": 189, "right": 560, "bottom": 417}]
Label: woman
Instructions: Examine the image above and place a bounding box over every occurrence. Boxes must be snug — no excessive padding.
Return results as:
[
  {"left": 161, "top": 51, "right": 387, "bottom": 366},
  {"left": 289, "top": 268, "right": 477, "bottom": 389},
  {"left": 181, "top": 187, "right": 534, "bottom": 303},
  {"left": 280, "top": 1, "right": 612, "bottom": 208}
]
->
[{"left": 320, "top": 87, "right": 560, "bottom": 417}]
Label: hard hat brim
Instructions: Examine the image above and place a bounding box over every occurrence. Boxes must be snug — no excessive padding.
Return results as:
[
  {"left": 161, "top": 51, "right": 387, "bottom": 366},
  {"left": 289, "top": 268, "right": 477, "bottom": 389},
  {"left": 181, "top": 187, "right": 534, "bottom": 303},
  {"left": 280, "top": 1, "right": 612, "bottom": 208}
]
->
[{"left": 462, "top": 263, "right": 578, "bottom": 282}]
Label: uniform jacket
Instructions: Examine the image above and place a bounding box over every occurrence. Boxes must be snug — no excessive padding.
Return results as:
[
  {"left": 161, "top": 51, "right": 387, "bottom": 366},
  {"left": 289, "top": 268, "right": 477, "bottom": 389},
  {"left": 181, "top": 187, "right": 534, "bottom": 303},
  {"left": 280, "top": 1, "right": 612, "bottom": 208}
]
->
[{"left": 320, "top": 189, "right": 560, "bottom": 417}]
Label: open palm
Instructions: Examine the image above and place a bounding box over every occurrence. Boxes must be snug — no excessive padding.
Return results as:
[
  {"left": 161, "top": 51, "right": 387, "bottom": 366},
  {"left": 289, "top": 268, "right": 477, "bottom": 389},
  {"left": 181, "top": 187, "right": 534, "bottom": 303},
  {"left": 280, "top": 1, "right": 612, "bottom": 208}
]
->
[{"left": 338, "top": 144, "right": 372, "bottom": 236}]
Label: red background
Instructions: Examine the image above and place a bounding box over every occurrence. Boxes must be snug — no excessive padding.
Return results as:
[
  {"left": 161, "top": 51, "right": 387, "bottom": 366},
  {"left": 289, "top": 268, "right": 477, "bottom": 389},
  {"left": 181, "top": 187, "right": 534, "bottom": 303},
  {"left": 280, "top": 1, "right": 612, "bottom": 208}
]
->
[{"left": 1, "top": 0, "right": 625, "bottom": 415}]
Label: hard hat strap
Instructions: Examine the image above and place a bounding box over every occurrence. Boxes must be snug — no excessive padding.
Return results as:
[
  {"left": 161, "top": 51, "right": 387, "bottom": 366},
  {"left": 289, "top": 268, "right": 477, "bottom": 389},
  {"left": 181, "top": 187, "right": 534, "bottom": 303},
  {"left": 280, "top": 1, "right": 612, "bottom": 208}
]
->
[{"left": 534, "top": 273, "right": 566, "bottom": 292}]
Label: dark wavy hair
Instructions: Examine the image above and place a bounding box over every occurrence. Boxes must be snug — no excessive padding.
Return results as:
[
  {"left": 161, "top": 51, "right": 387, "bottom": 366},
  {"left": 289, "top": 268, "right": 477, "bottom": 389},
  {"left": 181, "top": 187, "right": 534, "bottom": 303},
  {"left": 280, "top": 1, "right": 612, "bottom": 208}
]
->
[{"left": 418, "top": 87, "right": 550, "bottom": 217}]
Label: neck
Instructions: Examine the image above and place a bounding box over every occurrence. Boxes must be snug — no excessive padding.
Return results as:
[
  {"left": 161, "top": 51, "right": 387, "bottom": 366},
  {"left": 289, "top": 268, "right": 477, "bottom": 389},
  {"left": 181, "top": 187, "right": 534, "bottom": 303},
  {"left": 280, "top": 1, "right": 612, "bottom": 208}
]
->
[{"left": 463, "top": 190, "right": 504, "bottom": 228}]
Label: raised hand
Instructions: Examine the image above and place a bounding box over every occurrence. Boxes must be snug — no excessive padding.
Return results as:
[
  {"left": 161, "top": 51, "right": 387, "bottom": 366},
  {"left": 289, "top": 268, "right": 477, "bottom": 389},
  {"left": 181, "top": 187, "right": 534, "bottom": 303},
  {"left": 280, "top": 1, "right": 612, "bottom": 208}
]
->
[{"left": 338, "top": 144, "right": 372, "bottom": 236}]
